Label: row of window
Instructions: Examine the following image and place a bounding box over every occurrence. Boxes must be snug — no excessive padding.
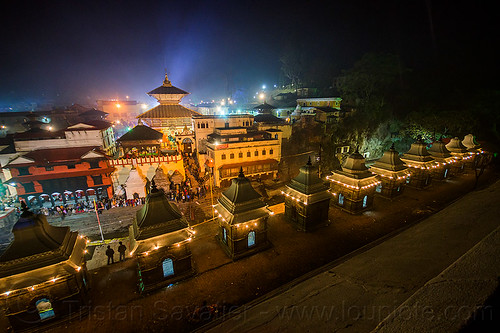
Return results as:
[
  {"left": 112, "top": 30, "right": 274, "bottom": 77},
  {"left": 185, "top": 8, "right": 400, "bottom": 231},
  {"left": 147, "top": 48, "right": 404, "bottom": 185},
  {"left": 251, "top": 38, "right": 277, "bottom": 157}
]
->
[
  {"left": 197, "top": 120, "right": 253, "bottom": 129},
  {"left": 221, "top": 149, "right": 274, "bottom": 160}
]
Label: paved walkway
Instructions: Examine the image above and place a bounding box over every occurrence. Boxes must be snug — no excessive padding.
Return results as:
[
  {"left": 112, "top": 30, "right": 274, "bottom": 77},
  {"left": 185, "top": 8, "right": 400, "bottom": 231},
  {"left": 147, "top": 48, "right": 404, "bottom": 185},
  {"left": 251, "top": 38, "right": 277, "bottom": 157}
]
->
[{"left": 205, "top": 179, "right": 500, "bottom": 333}]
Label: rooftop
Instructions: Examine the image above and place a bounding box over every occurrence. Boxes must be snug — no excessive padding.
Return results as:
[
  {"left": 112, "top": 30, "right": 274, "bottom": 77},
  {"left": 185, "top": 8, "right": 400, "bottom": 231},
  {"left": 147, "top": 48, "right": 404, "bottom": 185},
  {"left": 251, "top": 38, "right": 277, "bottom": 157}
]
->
[
  {"left": 117, "top": 123, "right": 163, "bottom": 142},
  {"left": 137, "top": 104, "right": 200, "bottom": 119}
]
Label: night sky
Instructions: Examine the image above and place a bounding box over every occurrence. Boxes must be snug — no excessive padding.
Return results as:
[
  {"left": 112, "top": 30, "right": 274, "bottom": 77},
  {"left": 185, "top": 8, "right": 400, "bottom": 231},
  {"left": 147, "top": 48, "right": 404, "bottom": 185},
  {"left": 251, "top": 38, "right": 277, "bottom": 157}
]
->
[{"left": 0, "top": 0, "right": 498, "bottom": 107}]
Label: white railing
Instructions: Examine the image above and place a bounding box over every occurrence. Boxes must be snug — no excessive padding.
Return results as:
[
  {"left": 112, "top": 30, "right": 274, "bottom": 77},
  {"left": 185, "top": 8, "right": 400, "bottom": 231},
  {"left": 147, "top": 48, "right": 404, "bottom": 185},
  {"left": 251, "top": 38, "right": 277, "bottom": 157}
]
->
[{"left": 109, "top": 155, "right": 181, "bottom": 166}]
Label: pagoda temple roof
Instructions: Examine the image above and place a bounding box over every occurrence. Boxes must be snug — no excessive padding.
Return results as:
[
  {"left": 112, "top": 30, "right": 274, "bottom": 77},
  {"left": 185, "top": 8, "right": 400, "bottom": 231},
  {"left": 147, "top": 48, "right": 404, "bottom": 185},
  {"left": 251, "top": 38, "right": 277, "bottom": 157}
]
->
[
  {"left": 328, "top": 150, "right": 379, "bottom": 188},
  {"left": 79, "top": 108, "right": 108, "bottom": 117},
  {"left": 446, "top": 137, "right": 469, "bottom": 154},
  {"left": 283, "top": 158, "right": 331, "bottom": 205},
  {"left": 370, "top": 144, "right": 409, "bottom": 177},
  {"left": 216, "top": 169, "right": 269, "bottom": 224},
  {"left": 6, "top": 146, "right": 105, "bottom": 167},
  {"left": 428, "top": 140, "right": 454, "bottom": 162},
  {"left": 254, "top": 102, "right": 276, "bottom": 110},
  {"left": 137, "top": 104, "right": 200, "bottom": 119},
  {"left": 462, "top": 134, "right": 480, "bottom": 151},
  {"left": 134, "top": 182, "right": 188, "bottom": 240},
  {"left": 117, "top": 123, "right": 163, "bottom": 142},
  {"left": 0, "top": 202, "right": 85, "bottom": 278},
  {"left": 287, "top": 158, "right": 329, "bottom": 195},
  {"left": 401, "top": 139, "right": 435, "bottom": 163}
]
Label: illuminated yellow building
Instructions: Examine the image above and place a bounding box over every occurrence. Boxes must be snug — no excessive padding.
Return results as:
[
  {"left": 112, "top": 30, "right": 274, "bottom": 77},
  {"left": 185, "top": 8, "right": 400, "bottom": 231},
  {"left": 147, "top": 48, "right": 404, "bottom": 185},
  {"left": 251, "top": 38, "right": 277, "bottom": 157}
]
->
[{"left": 205, "top": 127, "right": 281, "bottom": 187}]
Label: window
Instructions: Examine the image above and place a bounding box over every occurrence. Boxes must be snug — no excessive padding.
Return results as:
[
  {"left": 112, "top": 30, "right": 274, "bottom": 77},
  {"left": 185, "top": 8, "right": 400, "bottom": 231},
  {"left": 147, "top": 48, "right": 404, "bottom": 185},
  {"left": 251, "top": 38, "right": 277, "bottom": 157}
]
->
[
  {"left": 247, "top": 231, "right": 256, "bottom": 247},
  {"left": 222, "top": 228, "right": 227, "bottom": 243},
  {"left": 362, "top": 195, "right": 368, "bottom": 208},
  {"left": 262, "top": 150, "right": 266, "bottom": 155},
  {"left": 274, "top": 134, "right": 278, "bottom": 139},
  {"left": 89, "top": 161, "right": 100, "bottom": 169},
  {"left": 67, "top": 164, "right": 76, "bottom": 169},
  {"left": 221, "top": 154, "right": 226, "bottom": 160},
  {"left": 225, "top": 122, "right": 229, "bottom": 128},
  {"left": 406, "top": 176, "right": 411, "bottom": 184},
  {"left": 162, "top": 258, "right": 175, "bottom": 277},
  {"left": 254, "top": 151, "right": 258, "bottom": 157},
  {"left": 17, "top": 167, "right": 30, "bottom": 176},
  {"left": 247, "top": 152, "right": 251, "bottom": 157},
  {"left": 397, "top": 186, "right": 401, "bottom": 192},
  {"left": 375, "top": 184, "right": 382, "bottom": 193},
  {"left": 239, "top": 152, "right": 243, "bottom": 158},
  {"left": 22, "top": 182, "right": 35, "bottom": 193},
  {"left": 91, "top": 175, "right": 103, "bottom": 185},
  {"left": 45, "top": 166, "right": 54, "bottom": 171},
  {"left": 270, "top": 149, "right": 274, "bottom": 155},
  {"left": 444, "top": 168, "right": 449, "bottom": 178},
  {"left": 197, "top": 123, "right": 200, "bottom": 128},
  {"left": 36, "top": 298, "right": 55, "bottom": 321},
  {"left": 206, "top": 122, "right": 209, "bottom": 128},
  {"left": 338, "top": 193, "right": 344, "bottom": 205},
  {"left": 246, "top": 121, "right": 249, "bottom": 126},
  {"left": 230, "top": 153, "right": 234, "bottom": 159}
]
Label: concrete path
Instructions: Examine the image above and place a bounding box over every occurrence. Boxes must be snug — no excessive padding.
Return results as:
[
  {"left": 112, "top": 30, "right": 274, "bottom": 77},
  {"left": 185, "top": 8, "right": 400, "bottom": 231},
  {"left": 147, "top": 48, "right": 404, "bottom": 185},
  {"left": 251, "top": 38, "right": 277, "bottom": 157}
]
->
[{"left": 206, "top": 179, "right": 500, "bottom": 333}]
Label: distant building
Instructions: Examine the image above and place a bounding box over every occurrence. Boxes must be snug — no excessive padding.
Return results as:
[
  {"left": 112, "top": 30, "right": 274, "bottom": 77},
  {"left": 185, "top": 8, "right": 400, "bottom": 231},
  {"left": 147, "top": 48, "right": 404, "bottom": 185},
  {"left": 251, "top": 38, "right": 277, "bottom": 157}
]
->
[
  {"left": 295, "top": 97, "right": 349, "bottom": 124},
  {"left": 137, "top": 73, "right": 200, "bottom": 139},
  {"left": 253, "top": 114, "right": 292, "bottom": 140},
  {"left": 282, "top": 158, "right": 330, "bottom": 231},
  {"left": 96, "top": 99, "right": 142, "bottom": 123},
  {"left": 129, "top": 181, "right": 194, "bottom": 292},
  {"left": 0, "top": 202, "right": 88, "bottom": 331},
  {"left": 205, "top": 127, "right": 281, "bottom": 187},
  {"left": 192, "top": 114, "right": 254, "bottom": 154},
  {"left": 215, "top": 169, "right": 271, "bottom": 259}
]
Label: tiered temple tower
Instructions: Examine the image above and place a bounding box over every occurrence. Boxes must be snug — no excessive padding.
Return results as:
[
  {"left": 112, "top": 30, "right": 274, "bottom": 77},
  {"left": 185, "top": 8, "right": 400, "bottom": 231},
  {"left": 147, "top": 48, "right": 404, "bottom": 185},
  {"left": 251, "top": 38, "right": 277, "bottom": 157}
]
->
[
  {"left": 327, "top": 149, "right": 380, "bottom": 214},
  {"left": 400, "top": 139, "right": 438, "bottom": 189},
  {"left": 215, "top": 169, "right": 271, "bottom": 259},
  {"left": 282, "top": 158, "right": 330, "bottom": 231},
  {"left": 369, "top": 144, "right": 410, "bottom": 199},
  {"left": 129, "top": 181, "right": 194, "bottom": 292}
]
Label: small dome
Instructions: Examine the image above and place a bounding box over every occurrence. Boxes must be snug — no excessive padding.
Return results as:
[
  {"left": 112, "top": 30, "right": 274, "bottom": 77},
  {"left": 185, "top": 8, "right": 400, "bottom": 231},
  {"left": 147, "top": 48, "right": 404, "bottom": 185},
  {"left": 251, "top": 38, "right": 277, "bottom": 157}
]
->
[
  {"left": 446, "top": 137, "right": 468, "bottom": 153},
  {"left": 462, "top": 134, "right": 480, "bottom": 150},
  {"left": 402, "top": 139, "right": 434, "bottom": 162},
  {"left": 342, "top": 150, "right": 368, "bottom": 174},
  {"left": 428, "top": 140, "right": 452, "bottom": 158},
  {"left": 371, "top": 144, "right": 407, "bottom": 171}
]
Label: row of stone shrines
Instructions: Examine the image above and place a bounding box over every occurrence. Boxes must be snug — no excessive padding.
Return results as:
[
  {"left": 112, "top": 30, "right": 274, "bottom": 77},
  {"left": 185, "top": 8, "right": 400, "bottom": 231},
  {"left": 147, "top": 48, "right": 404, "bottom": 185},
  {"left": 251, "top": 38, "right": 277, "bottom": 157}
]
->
[{"left": 0, "top": 134, "right": 481, "bottom": 331}]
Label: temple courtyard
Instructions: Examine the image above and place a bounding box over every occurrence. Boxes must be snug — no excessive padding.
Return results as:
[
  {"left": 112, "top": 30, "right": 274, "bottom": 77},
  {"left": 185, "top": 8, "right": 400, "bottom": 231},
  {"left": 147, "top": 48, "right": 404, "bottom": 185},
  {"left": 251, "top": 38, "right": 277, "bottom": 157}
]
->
[{"left": 1, "top": 170, "right": 497, "bottom": 333}]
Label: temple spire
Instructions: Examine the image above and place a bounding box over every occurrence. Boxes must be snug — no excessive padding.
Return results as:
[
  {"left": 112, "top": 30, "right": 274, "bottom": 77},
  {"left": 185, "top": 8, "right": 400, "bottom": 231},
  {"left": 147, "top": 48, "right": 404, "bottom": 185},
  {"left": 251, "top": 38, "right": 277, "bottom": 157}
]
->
[
  {"left": 162, "top": 71, "right": 172, "bottom": 87},
  {"left": 307, "top": 156, "right": 312, "bottom": 166},
  {"left": 239, "top": 167, "right": 245, "bottom": 178}
]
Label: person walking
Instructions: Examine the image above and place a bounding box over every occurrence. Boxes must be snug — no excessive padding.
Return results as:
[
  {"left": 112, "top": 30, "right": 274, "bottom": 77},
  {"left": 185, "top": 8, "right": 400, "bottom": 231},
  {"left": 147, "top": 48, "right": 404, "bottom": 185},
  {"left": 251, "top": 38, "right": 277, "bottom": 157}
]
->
[
  {"left": 118, "top": 242, "right": 126, "bottom": 262},
  {"left": 106, "top": 245, "right": 115, "bottom": 265}
]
